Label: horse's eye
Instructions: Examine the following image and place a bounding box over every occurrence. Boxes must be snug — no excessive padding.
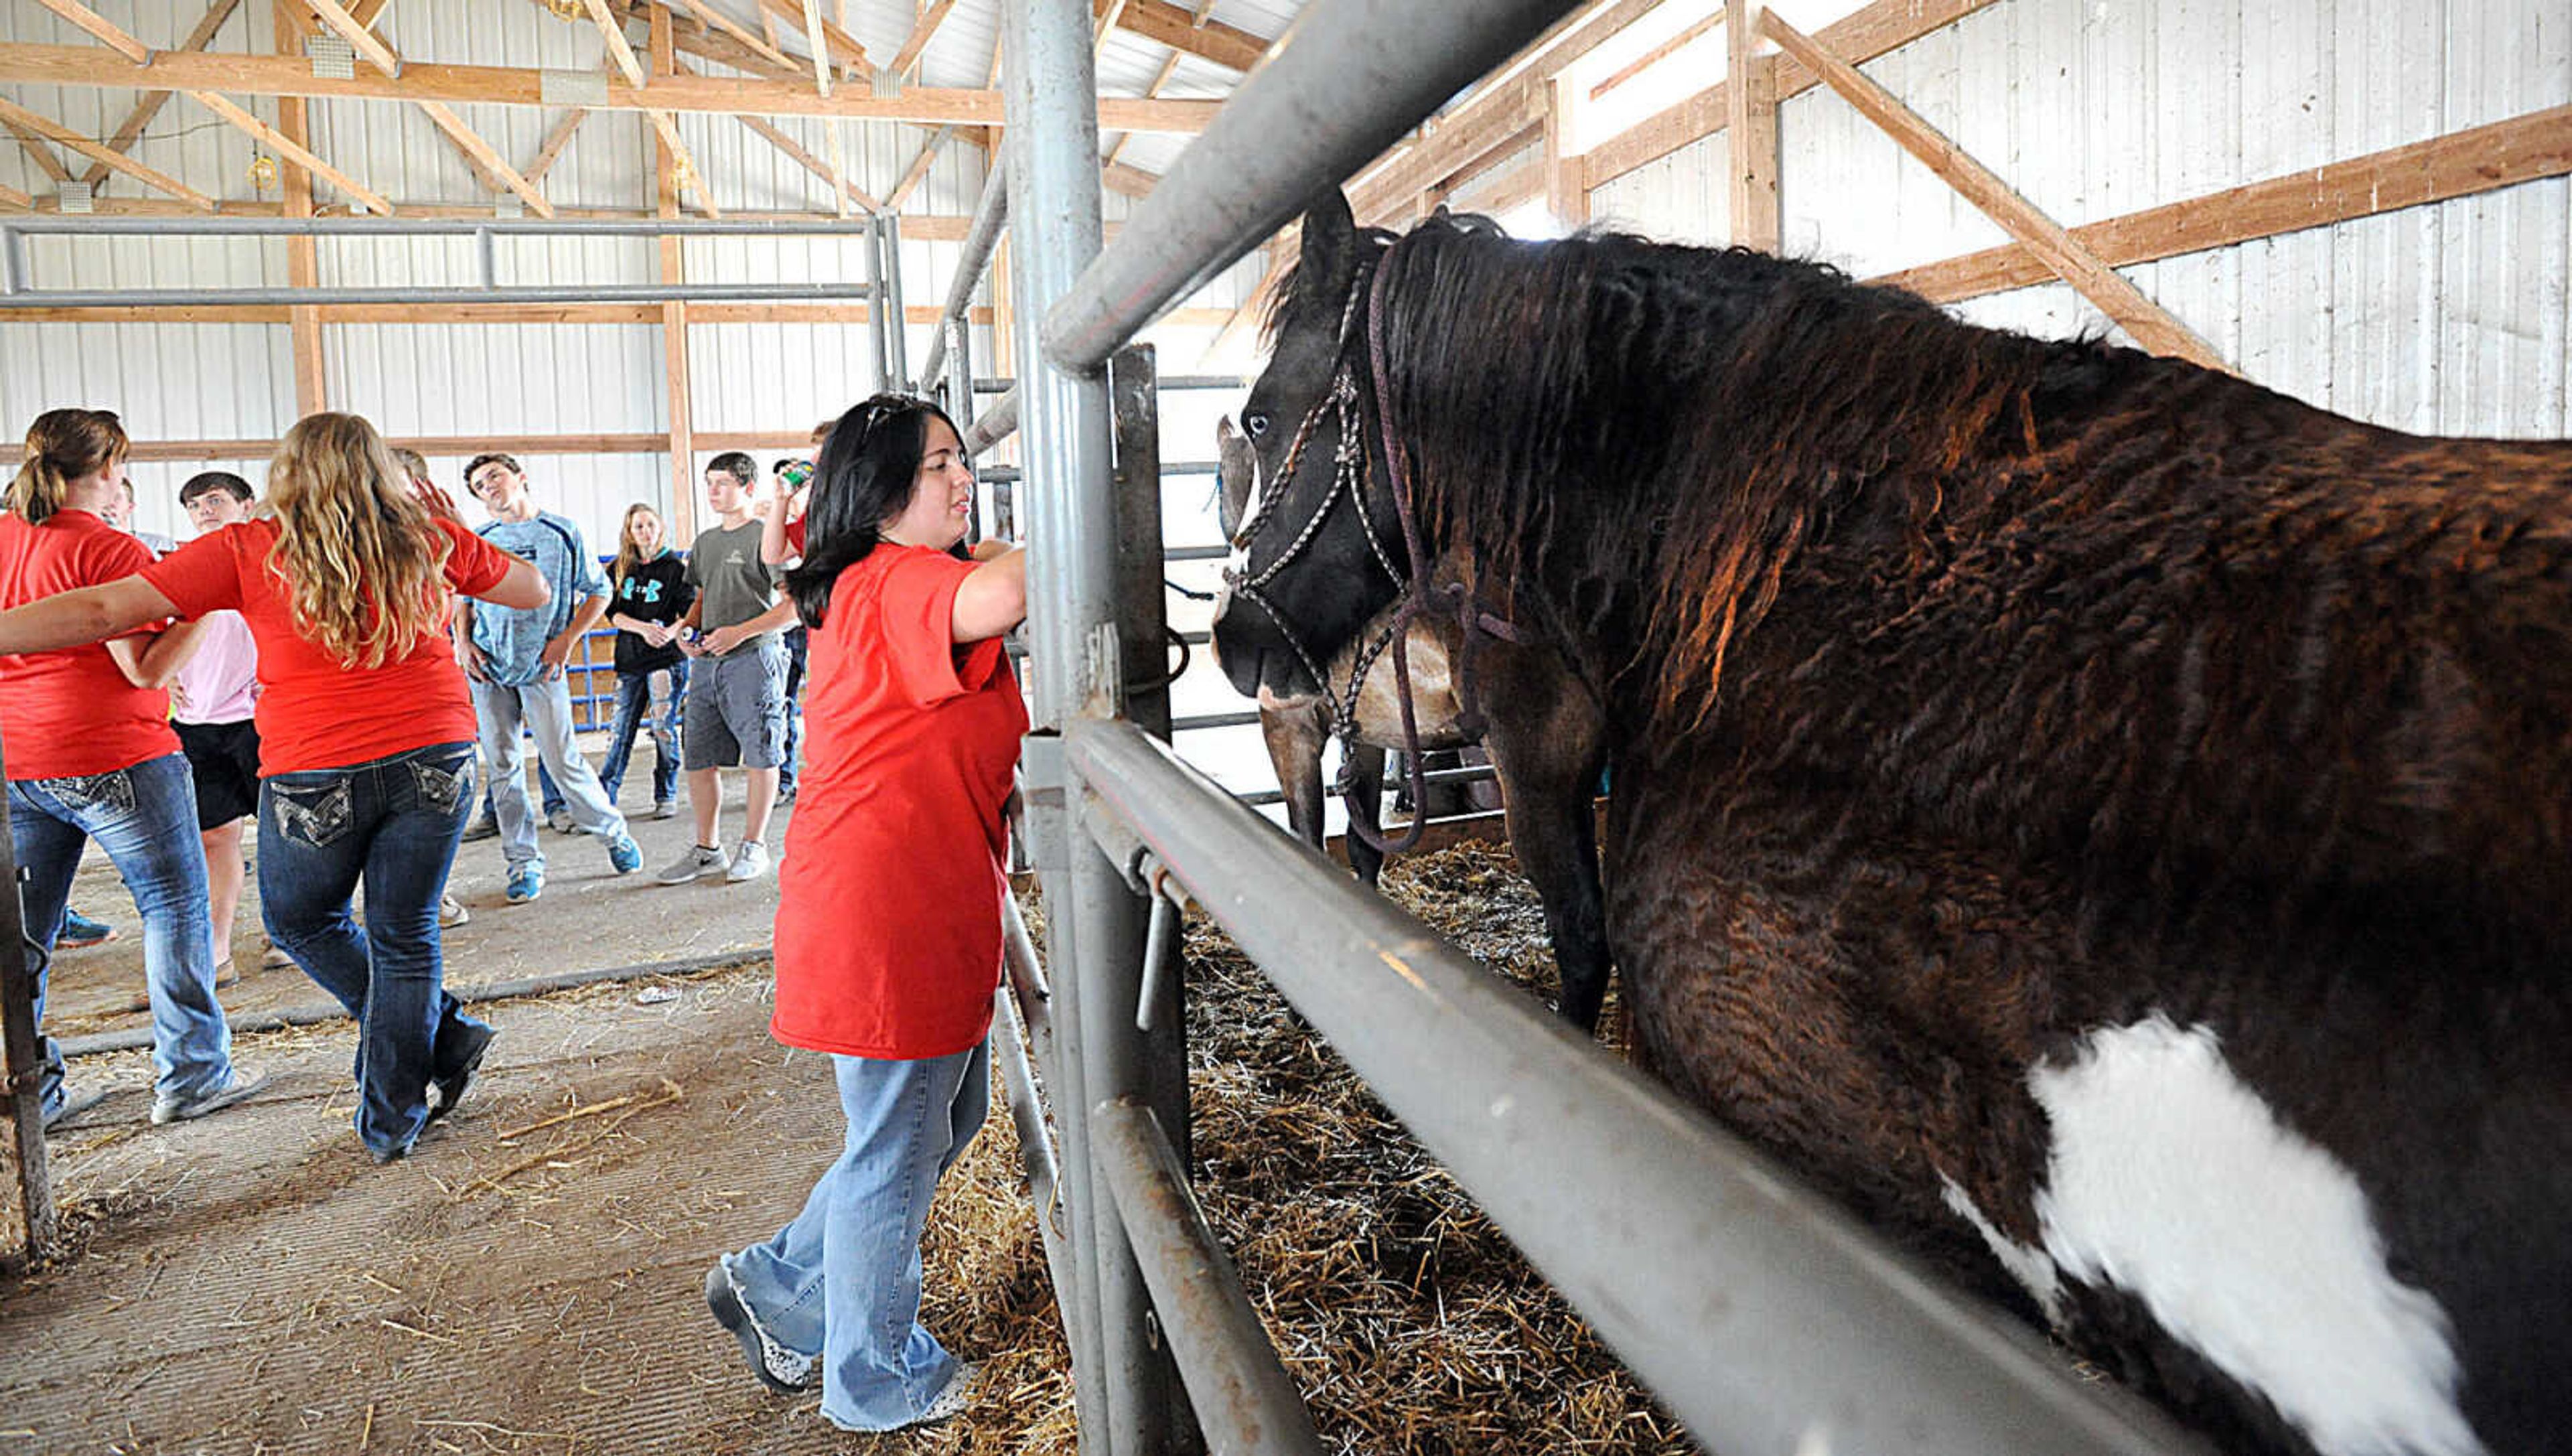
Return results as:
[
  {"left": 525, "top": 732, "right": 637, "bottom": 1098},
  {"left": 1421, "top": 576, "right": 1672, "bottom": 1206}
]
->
[{"left": 1244, "top": 411, "right": 1269, "bottom": 441}]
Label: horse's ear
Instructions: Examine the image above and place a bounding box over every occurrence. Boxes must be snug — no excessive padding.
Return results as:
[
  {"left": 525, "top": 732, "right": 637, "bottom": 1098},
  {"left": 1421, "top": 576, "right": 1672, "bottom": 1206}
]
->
[{"left": 1299, "top": 188, "right": 1358, "bottom": 299}]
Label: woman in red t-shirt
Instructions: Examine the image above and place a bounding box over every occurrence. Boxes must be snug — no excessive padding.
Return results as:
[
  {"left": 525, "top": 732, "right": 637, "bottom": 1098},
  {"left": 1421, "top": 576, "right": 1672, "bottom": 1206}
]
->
[
  {"left": 704, "top": 394, "right": 1027, "bottom": 1432},
  {"left": 0, "top": 413, "right": 545, "bottom": 1164},
  {"left": 2, "top": 407, "right": 257, "bottom": 1129}
]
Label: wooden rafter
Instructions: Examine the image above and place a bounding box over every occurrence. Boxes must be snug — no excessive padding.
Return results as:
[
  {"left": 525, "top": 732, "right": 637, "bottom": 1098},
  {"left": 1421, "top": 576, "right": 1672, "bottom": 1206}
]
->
[
  {"left": 1725, "top": 0, "right": 1777, "bottom": 250},
  {"left": 1090, "top": 0, "right": 1263, "bottom": 72},
  {"left": 577, "top": 0, "right": 650, "bottom": 88},
  {"left": 665, "top": 0, "right": 796, "bottom": 74},
  {"left": 734, "top": 112, "right": 882, "bottom": 211},
  {"left": 274, "top": 0, "right": 324, "bottom": 417},
  {"left": 891, "top": 0, "right": 957, "bottom": 79},
  {"left": 31, "top": 0, "right": 152, "bottom": 64},
  {"left": 747, "top": 0, "right": 866, "bottom": 73},
  {"left": 83, "top": 0, "right": 246, "bottom": 190},
  {"left": 1092, "top": 0, "right": 1131, "bottom": 54},
  {"left": 0, "top": 44, "right": 1222, "bottom": 130},
  {"left": 1759, "top": 10, "right": 2223, "bottom": 369},
  {"left": 521, "top": 107, "right": 591, "bottom": 187},
  {"left": 1591, "top": 9, "right": 1719, "bottom": 100},
  {"left": 187, "top": 90, "right": 393, "bottom": 214},
  {"left": 301, "top": 0, "right": 401, "bottom": 78},
  {"left": 0, "top": 180, "right": 33, "bottom": 210},
  {"left": 3, "top": 121, "right": 72, "bottom": 185},
  {"left": 644, "top": 111, "right": 721, "bottom": 216},
  {"left": 0, "top": 94, "right": 214, "bottom": 210},
  {"left": 798, "top": 0, "right": 833, "bottom": 94},
  {"left": 1101, "top": 0, "right": 1213, "bottom": 173},
  {"left": 888, "top": 127, "right": 947, "bottom": 209},
  {"left": 419, "top": 102, "right": 557, "bottom": 216}
]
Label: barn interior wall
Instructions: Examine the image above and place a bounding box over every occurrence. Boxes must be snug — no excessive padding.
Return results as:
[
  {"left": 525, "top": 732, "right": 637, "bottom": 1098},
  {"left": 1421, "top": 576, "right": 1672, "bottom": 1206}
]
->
[{"left": 1587, "top": 0, "right": 2568, "bottom": 439}]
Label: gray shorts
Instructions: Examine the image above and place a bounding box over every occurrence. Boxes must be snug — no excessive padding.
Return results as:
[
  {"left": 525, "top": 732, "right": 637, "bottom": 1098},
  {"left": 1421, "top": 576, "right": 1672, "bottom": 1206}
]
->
[{"left": 683, "top": 638, "right": 790, "bottom": 770}]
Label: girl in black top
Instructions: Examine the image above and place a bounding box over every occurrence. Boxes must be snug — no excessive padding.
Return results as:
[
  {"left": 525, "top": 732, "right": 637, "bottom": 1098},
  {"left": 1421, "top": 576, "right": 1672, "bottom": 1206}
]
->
[{"left": 600, "top": 503, "right": 696, "bottom": 816}]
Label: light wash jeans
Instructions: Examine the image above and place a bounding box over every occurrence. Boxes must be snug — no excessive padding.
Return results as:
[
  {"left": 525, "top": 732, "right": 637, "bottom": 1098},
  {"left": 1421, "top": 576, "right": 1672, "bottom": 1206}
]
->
[
  {"left": 7, "top": 752, "right": 234, "bottom": 1114},
  {"left": 471, "top": 674, "right": 629, "bottom": 871},
  {"left": 725, "top": 1038, "right": 992, "bottom": 1431},
  {"left": 260, "top": 740, "right": 492, "bottom": 1159},
  {"left": 598, "top": 662, "right": 687, "bottom": 808}
]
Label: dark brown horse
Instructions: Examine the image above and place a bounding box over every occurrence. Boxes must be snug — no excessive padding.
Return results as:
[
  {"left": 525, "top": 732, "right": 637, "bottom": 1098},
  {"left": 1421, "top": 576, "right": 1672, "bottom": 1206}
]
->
[
  {"left": 1212, "top": 417, "right": 1616, "bottom": 1029},
  {"left": 1212, "top": 189, "right": 2572, "bottom": 1456}
]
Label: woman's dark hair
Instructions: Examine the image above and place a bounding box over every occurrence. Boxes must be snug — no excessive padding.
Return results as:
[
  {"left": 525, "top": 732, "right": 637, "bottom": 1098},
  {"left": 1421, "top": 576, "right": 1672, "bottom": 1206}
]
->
[
  {"left": 706, "top": 450, "right": 758, "bottom": 486},
  {"left": 785, "top": 393, "right": 962, "bottom": 628},
  {"left": 179, "top": 469, "right": 254, "bottom": 506}
]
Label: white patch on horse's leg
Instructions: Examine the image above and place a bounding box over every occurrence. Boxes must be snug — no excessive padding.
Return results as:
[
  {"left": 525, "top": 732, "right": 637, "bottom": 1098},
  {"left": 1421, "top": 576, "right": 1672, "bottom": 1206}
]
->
[
  {"left": 1939, "top": 1176, "right": 2065, "bottom": 1325},
  {"left": 2029, "top": 1016, "right": 2486, "bottom": 1456}
]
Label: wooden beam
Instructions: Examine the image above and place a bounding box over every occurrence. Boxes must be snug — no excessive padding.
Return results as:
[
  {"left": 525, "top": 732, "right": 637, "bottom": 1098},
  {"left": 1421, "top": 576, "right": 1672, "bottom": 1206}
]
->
[
  {"left": 1100, "top": 157, "right": 1157, "bottom": 200},
  {"left": 0, "top": 43, "right": 1220, "bottom": 129},
  {"left": 1585, "top": 0, "right": 2003, "bottom": 188},
  {"left": 891, "top": 0, "right": 957, "bottom": 78},
  {"left": 84, "top": 0, "right": 246, "bottom": 190},
  {"left": 188, "top": 90, "right": 394, "bottom": 215},
  {"left": 1760, "top": 10, "right": 2223, "bottom": 369},
  {"left": 0, "top": 180, "right": 33, "bottom": 210},
  {"left": 521, "top": 107, "right": 591, "bottom": 186},
  {"left": 301, "top": 0, "right": 401, "bottom": 78},
  {"left": 652, "top": 1, "right": 695, "bottom": 540},
  {"left": 889, "top": 127, "right": 947, "bottom": 210},
  {"left": 1725, "top": 0, "right": 1777, "bottom": 250},
  {"left": 645, "top": 111, "right": 721, "bottom": 216},
  {"left": 3, "top": 121, "right": 72, "bottom": 185},
  {"left": 666, "top": 0, "right": 796, "bottom": 74},
  {"left": 0, "top": 95, "right": 215, "bottom": 210},
  {"left": 418, "top": 102, "right": 559, "bottom": 217},
  {"left": 798, "top": 0, "right": 833, "bottom": 94},
  {"left": 577, "top": 0, "right": 650, "bottom": 89},
  {"left": 1876, "top": 103, "right": 2572, "bottom": 305},
  {"left": 1591, "top": 9, "right": 1719, "bottom": 100},
  {"left": 748, "top": 0, "right": 867, "bottom": 72},
  {"left": 1090, "top": 0, "right": 1264, "bottom": 72},
  {"left": 1545, "top": 75, "right": 1585, "bottom": 226},
  {"left": 1092, "top": 0, "right": 1130, "bottom": 55},
  {"left": 275, "top": 0, "right": 326, "bottom": 419},
  {"left": 735, "top": 113, "right": 883, "bottom": 211},
  {"left": 30, "top": 0, "right": 152, "bottom": 64}
]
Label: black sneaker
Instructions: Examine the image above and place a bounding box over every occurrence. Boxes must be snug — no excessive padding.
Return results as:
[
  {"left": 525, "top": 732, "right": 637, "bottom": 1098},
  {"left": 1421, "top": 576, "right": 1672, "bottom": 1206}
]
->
[
  {"left": 704, "top": 1262, "right": 818, "bottom": 1392},
  {"left": 426, "top": 1023, "right": 496, "bottom": 1124}
]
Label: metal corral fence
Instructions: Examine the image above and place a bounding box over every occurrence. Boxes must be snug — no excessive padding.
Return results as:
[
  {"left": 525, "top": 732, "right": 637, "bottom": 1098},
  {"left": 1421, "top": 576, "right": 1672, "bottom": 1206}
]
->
[{"left": 925, "top": 1, "right": 2211, "bottom": 1453}]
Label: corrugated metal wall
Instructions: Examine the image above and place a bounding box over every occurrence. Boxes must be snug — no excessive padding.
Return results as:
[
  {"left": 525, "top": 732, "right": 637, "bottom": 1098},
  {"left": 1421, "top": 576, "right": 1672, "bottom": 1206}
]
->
[{"left": 1586, "top": 0, "right": 2569, "bottom": 439}]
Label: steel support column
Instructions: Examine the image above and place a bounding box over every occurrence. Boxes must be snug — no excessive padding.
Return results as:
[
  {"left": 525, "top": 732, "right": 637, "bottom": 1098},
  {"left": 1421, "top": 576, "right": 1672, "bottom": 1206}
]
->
[{"left": 1005, "top": 0, "right": 1175, "bottom": 1451}]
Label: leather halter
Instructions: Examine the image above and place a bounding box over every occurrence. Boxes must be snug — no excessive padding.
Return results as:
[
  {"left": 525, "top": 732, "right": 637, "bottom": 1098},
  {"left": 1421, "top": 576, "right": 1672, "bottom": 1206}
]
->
[{"left": 1223, "top": 236, "right": 1523, "bottom": 857}]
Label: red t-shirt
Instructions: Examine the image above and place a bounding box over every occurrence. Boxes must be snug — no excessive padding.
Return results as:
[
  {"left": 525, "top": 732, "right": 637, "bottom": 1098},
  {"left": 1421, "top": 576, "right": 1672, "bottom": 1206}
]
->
[
  {"left": 142, "top": 517, "right": 512, "bottom": 774},
  {"left": 0, "top": 509, "right": 176, "bottom": 780},
  {"left": 784, "top": 516, "right": 806, "bottom": 557},
  {"left": 772, "top": 544, "right": 1028, "bottom": 1059}
]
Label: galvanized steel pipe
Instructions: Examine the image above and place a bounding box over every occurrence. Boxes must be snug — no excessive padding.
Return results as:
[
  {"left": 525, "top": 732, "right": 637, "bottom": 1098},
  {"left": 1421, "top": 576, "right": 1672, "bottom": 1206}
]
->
[
  {"left": 0, "top": 283, "right": 877, "bottom": 308},
  {"left": 1041, "top": 0, "right": 1587, "bottom": 372}
]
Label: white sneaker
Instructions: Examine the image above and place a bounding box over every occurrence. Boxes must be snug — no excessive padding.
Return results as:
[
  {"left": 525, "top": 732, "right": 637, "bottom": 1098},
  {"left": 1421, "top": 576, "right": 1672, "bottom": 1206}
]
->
[
  {"left": 439, "top": 894, "right": 471, "bottom": 928},
  {"left": 724, "top": 840, "right": 770, "bottom": 883}
]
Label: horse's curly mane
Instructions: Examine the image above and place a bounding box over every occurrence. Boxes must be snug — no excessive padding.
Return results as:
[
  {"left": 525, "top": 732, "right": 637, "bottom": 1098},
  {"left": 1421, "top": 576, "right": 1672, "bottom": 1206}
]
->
[{"left": 1288, "top": 214, "right": 2141, "bottom": 739}]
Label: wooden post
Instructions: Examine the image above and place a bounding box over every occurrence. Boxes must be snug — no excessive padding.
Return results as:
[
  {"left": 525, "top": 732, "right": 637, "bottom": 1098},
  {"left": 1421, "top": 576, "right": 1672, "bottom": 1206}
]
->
[
  {"left": 1726, "top": 0, "right": 1779, "bottom": 251},
  {"left": 274, "top": 1, "right": 324, "bottom": 418},
  {"left": 651, "top": 3, "right": 695, "bottom": 539},
  {"left": 1545, "top": 74, "right": 1586, "bottom": 227}
]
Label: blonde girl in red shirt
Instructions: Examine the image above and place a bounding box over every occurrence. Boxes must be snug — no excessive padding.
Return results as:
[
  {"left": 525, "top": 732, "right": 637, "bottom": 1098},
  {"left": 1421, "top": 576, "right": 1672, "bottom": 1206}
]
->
[
  {"left": 704, "top": 394, "right": 1026, "bottom": 1431},
  {"left": 0, "top": 413, "right": 545, "bottom": 1163}
]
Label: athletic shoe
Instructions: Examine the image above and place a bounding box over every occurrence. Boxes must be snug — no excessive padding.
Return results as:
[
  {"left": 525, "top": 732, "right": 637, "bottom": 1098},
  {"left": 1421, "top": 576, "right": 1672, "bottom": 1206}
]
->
[
  {"left": 605, "top": 831, "right": 643, "bottom": 875},
  {"left": 704, "top": 1261, "right": 818, "bottom": 1393},
  {"left": 439, "top": 895, "right": 472, "bottom": 929},
  {"left": 652, "top": 800, "right": 676, "bottom": 820},
  {"left": 547, "top": 806, "right": 576, "bottom": 834},
  {"left": 57, "top": 909, "right": 116, "bottom": 949},
  {"left": 260, "top": 938, "right": 296, "bottom": 970},
  {"left": 918, "top": 1361, "right": 983, "bottom": 1425},
  {"left": 656, "top": 845, "right": 727, "bottom": 885},
  {"left": 506, "top": 864, "right": 545, "bottom": 903},
  {"left": 427, "top": 1023, "right": 496, "bottom": 1124},
  {"left": 149, "top": 1063, "right": 269, "bottom": 1124},
  {"left": 460, "top": 813, "right": 500, "bottom": 843},
  {"left": 724, "top": 841, "right": 770, "bottom": 883}
]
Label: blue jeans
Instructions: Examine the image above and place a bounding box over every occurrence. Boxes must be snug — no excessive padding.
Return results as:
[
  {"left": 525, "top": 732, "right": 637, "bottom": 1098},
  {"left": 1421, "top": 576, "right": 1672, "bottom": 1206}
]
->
[
  {"left": 726, "top": 1039, "right": 991, "bottom": 1431},
  {"left": 599, "top": 662, "right": 686, "bottom": 808},
  {"left": 472, "top": 675, "right": 629, "bottom": 871},
  {"left": 8, "top": 753, "right": 234, "bottom": 1114},
  {"left": 259, "top": 741, "right": 492, "bottom": 1159}
]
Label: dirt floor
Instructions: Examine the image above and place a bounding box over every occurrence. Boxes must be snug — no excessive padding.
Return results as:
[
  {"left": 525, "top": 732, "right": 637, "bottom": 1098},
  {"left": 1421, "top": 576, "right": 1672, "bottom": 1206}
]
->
[{"left": 4, "top": 754, "right": 1693, "bottom": 1454}]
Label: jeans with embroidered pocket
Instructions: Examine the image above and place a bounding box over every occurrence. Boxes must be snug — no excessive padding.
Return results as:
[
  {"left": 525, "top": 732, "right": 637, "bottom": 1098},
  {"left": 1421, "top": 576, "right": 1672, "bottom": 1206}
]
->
[
  {"left": 7, "top": 752, "right": 235, "bottom": 1112},
  {"left": 259, "top": 740, "right": 490, "bottom": 1158},
  {"left": 724, "top": 1039, "right": 991, "bottom": 1431}
]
